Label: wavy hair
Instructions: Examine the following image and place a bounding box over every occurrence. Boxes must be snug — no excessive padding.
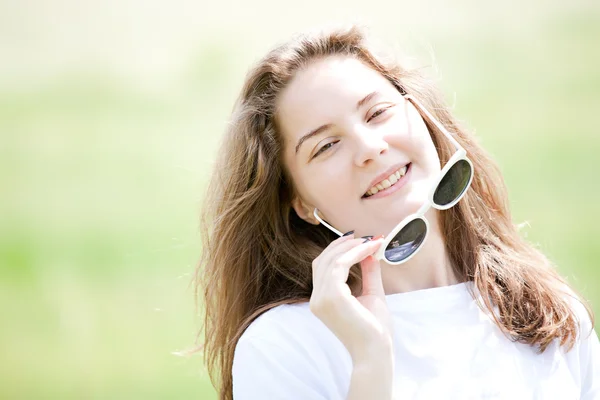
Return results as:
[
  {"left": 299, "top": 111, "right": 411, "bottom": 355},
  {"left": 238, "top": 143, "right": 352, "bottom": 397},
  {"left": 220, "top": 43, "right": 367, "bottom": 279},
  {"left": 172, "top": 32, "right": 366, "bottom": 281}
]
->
[{"left": 194, "top": 25, "right": 592, "bottom": 399}]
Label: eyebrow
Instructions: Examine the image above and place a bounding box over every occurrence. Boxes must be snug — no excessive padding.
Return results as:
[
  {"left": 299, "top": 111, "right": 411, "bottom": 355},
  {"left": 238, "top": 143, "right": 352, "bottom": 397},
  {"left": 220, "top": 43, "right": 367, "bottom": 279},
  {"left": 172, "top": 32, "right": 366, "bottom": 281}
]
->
[{"left": 294, "top": 91, "right": 379, "bottom": 154}]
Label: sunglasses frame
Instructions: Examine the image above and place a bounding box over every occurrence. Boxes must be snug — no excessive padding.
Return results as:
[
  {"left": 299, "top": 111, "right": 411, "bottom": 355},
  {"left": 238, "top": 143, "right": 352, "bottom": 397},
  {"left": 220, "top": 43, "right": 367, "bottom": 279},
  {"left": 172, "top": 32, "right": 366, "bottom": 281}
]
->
[{"left": 312, "top": 93, "right": 474, "bottom": 265}]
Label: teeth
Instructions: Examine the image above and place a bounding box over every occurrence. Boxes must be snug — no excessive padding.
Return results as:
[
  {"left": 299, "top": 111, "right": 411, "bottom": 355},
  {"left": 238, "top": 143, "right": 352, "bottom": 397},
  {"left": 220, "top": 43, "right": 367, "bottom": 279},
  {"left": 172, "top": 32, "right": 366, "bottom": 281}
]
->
[{"left": 365, "top": 164, "right": 409, "bottom": 197}]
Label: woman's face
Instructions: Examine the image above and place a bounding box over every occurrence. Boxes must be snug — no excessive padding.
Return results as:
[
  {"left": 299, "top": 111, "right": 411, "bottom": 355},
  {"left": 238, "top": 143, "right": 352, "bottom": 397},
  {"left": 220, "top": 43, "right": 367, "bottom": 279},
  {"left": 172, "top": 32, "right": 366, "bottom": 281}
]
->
[{"left": 278, "top": 56, "right": 442, "bottom": 237}]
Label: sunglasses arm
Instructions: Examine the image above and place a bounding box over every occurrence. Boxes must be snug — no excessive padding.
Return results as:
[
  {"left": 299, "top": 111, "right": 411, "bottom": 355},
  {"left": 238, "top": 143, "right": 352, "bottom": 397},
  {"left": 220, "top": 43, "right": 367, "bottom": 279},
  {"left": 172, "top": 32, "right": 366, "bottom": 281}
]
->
[{"left": 313, "top": 208, "right": 344, "bottom": 236}]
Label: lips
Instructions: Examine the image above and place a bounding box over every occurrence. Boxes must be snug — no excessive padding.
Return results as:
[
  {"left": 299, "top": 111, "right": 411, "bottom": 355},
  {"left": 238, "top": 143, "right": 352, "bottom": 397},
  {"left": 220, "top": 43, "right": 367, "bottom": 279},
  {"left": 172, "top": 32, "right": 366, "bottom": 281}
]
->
[{"left": 362, "top": 162, "right": 411, "bottom": 198}]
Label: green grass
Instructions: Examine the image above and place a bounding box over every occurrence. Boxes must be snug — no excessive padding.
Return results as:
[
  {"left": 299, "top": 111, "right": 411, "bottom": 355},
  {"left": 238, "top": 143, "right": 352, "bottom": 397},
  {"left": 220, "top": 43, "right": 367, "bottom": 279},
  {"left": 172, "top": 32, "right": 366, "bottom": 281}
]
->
[{"left": 1, "top": 2, "right": 599, "bottom": 398}]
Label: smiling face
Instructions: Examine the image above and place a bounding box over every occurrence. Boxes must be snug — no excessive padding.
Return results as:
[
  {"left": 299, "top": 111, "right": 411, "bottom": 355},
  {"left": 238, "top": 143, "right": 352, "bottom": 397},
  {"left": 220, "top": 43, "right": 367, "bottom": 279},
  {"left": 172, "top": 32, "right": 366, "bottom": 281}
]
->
[{"left": 277, "top": 56, "right": 442, "bottom": 238}]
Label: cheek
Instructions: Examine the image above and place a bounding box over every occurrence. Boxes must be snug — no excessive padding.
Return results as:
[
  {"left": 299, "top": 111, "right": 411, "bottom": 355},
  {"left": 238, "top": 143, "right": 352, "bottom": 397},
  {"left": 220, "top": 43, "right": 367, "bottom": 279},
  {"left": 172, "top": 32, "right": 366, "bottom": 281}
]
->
[
  {"left": 389, "top": 112, "right": 438, "bottom": 163},
  {"left": 303, "top": 164, "right": 352, "bottom": 199},
  {"left": 389, "top": 117, "right": 441, "bottom": 185},
  {"left": 290, "top": 163, "right": 348, "bottom": 210},
  {"left": 407, "top": 116, "right": 440, "bottom": 165}
]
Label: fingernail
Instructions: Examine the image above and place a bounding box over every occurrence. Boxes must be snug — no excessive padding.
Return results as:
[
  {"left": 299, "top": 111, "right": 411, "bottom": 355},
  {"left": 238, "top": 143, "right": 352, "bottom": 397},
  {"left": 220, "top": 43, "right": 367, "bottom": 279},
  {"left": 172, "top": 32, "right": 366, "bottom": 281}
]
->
[
  {"left": 373, "top": 235, "right": 385, "bottom": 240},
  {"left": 361, "top": 235, "right": 373, "bottom": 243},
  {"left": 342, "top": 230, "right": 355, "bottom": 237}
]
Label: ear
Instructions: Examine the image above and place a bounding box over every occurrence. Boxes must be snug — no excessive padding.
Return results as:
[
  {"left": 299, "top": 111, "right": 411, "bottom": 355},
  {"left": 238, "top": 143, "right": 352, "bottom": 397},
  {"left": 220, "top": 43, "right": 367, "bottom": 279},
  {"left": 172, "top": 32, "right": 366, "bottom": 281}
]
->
[{"left": 291, "top": 197, "right": 320, "bottom": 225}]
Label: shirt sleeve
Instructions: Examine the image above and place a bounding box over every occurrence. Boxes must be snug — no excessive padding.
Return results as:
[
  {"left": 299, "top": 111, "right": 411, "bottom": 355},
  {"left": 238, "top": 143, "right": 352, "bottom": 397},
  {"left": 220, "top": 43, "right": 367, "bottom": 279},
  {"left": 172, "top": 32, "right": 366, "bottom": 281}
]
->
[
  {"left": 579, "top": 322, "right": 600, "bottom": 399},
  {"left": 232, "top": 334, "right": 335, "bottom": 400}
]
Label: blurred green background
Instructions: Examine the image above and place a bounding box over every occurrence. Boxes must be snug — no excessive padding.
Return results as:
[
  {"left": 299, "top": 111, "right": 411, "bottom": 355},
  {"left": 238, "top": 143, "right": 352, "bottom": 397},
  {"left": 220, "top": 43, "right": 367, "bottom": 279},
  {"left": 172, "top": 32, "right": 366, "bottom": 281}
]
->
[{"left": 1, "top": 0, "right": 598, "bottom": 398}]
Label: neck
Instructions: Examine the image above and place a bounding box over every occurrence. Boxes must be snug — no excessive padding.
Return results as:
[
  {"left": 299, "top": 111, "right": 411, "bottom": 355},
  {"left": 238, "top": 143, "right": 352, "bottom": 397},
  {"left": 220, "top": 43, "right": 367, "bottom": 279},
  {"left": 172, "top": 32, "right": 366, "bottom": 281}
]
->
[{"left": 380, "top": 210, "right": 461, "bottom": 294}]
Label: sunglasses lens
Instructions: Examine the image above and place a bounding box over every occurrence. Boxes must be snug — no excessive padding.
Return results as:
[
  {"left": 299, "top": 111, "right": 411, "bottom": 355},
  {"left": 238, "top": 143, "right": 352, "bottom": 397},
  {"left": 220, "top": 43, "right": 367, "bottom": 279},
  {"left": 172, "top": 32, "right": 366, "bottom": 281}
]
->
[
  {"left": 433, "top": 159, "right": 472, "bottom": 206},
  {"left": 384, "top": 218, "right": 427, "bottom": 263}
]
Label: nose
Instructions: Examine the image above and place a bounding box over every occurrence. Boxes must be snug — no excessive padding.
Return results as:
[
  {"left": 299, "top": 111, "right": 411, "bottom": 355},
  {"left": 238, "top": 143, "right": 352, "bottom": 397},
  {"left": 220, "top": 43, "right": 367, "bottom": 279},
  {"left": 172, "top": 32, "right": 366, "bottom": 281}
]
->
[{"left": 352, "top": 124, "right": 389, "bottom": 166}]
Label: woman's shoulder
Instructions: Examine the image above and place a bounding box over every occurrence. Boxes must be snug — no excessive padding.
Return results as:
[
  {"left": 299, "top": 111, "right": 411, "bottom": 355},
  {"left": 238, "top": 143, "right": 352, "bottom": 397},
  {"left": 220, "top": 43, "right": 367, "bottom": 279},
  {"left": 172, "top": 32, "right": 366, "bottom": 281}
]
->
[
  {"left": 232, "top": 301, "right": 352, "bottom": 399},
  {"left": 560, "top": 285, "right": 595, "bottom": 339},
  {"left": 240, "top": 301, "right": 326, "bottom": 345},
  {"left": 234, "top": 300, "right": 351, "bottom": 375},
  {"left": 235, "top": 300, "right": 350, "bottom": 364}
]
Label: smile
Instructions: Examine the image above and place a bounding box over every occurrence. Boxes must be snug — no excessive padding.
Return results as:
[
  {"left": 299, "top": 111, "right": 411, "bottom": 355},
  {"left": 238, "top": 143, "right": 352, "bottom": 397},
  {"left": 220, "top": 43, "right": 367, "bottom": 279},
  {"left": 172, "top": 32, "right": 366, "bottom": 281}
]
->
[{"left": 362, "top": 163, "right": 412, "bottom": 199}]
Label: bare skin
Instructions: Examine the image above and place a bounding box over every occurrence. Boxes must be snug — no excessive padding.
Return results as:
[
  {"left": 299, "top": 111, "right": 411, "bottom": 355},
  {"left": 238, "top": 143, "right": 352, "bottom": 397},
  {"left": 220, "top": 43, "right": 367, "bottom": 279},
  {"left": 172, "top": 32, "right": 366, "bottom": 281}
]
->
[
  {"left": 309, "top": 233, "right": 394, "bottom": 398},
  {"left": 277, "top": 56, "right": 461, "bottom": 398}
]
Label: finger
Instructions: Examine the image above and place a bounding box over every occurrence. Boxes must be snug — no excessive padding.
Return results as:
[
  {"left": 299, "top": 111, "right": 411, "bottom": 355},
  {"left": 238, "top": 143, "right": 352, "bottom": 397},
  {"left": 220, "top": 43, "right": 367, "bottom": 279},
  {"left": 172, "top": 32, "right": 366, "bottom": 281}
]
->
[
  {"left": 335, "top": 238, "right": 384, "bottom": 267},
  {"left": 314, "top": 233, "right": 354, "bottom": 266},
  {"left": 332, "top": 231, "right": 356, "bottom": 244},
  {"left": 313, "top": 238, "right": 371, "bottom": 286},
  {"left": 360, "top": 255, "right": 385, "bottom": 297},
  {"left": 317, "top": 236, "right": 369, "bottom": 268},
  {"left": 315, "top": 234, "right": 384, "bottom": 283},
  {"left": 326, "top": 239, "right": 384, "bottom": 288}
]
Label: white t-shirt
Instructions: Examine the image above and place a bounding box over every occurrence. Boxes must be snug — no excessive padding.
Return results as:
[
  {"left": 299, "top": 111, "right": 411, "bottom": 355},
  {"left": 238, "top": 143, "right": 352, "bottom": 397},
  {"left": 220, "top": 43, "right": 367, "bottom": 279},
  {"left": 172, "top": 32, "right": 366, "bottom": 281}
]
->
[{"left": 232, "top": 282, "right": 600, "bottom": 399}]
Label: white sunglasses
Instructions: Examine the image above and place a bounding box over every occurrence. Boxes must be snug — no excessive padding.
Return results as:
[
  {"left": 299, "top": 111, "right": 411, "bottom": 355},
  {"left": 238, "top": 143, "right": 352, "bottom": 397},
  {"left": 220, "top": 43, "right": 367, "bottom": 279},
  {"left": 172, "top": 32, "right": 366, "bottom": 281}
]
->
[{"left": 312, "top": 94, "right": 474, "bottom": 265}]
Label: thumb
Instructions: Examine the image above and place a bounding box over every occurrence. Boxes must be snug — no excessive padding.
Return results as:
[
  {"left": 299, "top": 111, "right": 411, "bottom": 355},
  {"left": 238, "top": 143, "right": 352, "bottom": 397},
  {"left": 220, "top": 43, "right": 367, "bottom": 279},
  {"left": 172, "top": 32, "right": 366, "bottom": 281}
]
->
[{"left": 359, "top": 255, "right": 385, "bottom": 297}]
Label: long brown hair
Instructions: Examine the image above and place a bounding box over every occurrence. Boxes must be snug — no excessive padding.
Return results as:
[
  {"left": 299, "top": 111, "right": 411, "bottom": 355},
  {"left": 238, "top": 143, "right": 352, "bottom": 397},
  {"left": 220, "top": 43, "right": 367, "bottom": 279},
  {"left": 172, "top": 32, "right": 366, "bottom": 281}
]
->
[{"left": 194, "top": 25, "right": 593, "bottom": 399}]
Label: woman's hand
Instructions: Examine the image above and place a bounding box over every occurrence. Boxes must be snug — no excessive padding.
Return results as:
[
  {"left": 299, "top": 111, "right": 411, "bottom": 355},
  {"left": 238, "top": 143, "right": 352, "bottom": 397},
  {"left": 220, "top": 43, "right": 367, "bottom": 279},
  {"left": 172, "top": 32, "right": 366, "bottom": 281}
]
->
[{"left": 309, "top": 233, "right": 394, "bottom": 364}]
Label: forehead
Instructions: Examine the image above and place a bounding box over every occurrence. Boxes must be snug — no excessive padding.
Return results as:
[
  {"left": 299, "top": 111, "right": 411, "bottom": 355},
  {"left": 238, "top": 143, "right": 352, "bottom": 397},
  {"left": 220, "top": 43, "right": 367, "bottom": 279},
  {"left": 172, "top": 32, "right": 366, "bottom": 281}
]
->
[{"left": 276, "top": 56, "right": 395, "bottom": 145}]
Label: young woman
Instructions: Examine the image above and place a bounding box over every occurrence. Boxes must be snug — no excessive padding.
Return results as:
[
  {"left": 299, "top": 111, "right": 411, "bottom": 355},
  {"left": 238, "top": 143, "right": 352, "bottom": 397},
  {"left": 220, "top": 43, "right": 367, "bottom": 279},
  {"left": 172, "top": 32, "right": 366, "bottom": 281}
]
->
[{"left": 195, "top": 25, "right": 599, "bottom": 399}]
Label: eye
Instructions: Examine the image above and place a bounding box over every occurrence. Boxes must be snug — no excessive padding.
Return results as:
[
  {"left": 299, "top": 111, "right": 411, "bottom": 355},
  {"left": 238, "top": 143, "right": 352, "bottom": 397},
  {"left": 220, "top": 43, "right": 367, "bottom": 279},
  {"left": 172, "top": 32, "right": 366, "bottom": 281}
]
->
[
  {"left": 312, "top": 141, "right": 338, "bottom": 159},
  {"left": 367, "top": 105, "right": 394, "bottom": 123}
]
